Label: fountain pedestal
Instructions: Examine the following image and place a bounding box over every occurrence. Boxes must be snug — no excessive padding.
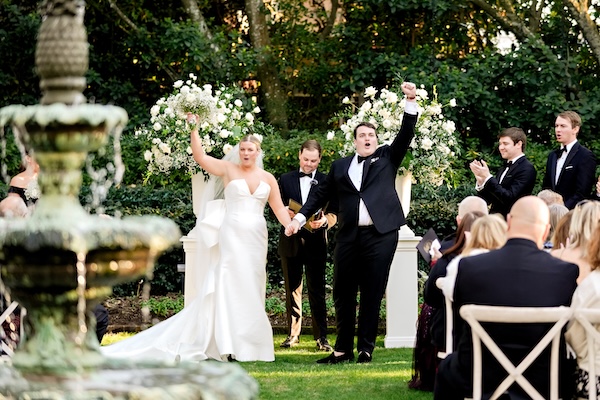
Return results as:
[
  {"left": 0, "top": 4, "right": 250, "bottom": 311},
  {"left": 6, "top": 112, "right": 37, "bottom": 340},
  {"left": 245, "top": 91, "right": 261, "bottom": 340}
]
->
[{"left": 0, "top": 1, "right": 258, "bottom": 398}]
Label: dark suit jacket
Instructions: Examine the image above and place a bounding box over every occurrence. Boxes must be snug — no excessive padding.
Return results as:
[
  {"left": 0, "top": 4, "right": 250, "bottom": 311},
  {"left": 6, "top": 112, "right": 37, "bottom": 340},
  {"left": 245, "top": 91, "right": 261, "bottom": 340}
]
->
[
  {"left": 278, "top": 170, "right": 330, "bottom": 258},
  {"left": 299, "top": 113, "right": 418, "bottom": 242},
  {"left": 542, "top": 142, "right": 597, "bottom": 209},
  {"left": 478, "top": 156, "right": 536, "bottom": 216},
  {"left": 450, "top": 238, "right": 579, "bottom": 397}
]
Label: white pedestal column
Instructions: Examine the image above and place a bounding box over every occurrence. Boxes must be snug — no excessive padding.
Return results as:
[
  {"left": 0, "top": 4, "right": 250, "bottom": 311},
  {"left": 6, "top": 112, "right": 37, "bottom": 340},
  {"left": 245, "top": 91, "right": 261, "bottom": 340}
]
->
[
  {"left": 384, "top": 172, "right": 419, "bottom": 348},
  {"left": 180, "top": 174, "right": 206, "bottom": 306},
  {"left": 384, "top": 230, "right": 420, "bottom": 348}
]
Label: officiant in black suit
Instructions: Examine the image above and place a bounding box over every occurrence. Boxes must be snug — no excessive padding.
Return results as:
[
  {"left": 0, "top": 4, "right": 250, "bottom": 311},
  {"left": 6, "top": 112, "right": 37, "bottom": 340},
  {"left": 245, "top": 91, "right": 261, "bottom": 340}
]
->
[
  {"left": 278, "top": 139, "right": 336, "bottom": 352},
  {"left": 542, "top": 110, "right": 597, "bottom": 209},
  {"left": 286, "top": 82, "right": 418, "bottom": 364},
  {"left": 434, "top": 196, "right": 578, "bottom": 400},
  {"left": 469, "top": 127, "right": 536, "bottom": 217}
]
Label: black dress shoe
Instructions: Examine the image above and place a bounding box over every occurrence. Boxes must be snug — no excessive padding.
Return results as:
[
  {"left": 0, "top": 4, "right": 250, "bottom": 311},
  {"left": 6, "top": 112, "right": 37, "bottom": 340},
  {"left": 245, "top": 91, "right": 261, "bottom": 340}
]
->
[
  {"left": 316, "top": 352, "right": 354, "bottom": 364},
  {"left": 357, "top": 351, "right": 372, "bottom": 363},
  {"left": 280, "top": 335, "right": 299, "bottom": 348}
]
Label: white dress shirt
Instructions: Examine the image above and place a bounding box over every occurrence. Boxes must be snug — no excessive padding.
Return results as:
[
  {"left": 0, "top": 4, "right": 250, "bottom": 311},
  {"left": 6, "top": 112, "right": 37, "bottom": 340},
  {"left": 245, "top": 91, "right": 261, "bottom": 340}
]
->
[{"left": 556, "top": 140, "right": 576, "bottom": 185}]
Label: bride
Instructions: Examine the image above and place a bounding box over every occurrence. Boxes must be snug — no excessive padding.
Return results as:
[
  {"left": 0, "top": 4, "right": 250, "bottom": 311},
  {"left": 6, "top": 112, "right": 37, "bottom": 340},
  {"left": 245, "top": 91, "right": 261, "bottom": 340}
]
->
[{"left": 102, "top": 116, "right": 293, "bottom": 362}]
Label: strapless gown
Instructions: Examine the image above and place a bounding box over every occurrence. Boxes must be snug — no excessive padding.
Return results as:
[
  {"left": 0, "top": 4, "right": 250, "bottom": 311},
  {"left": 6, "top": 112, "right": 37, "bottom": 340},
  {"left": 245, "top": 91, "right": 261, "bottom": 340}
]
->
[{"left": 102, "top": 179, "right": 274, "bottom": 362}]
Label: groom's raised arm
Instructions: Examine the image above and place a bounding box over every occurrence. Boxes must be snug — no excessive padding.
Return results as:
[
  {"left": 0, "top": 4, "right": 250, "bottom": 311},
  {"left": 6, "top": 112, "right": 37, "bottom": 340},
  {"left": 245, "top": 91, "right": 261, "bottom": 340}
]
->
[{"left": 389, "top": 83, "right": 418, "bottom": 167}]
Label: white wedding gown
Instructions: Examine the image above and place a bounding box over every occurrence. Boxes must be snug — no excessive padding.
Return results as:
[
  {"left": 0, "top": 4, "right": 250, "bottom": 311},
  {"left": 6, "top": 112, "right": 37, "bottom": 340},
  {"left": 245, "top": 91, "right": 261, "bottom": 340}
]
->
[{"left": 102, "top": 179, "right": 275, "bottom": 362}]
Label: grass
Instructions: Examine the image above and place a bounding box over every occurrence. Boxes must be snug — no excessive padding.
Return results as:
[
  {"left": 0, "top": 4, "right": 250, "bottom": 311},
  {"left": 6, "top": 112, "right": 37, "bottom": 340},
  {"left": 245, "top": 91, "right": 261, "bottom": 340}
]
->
[{"left": 102, "top": 332, "right": 433, "bottom": 400}]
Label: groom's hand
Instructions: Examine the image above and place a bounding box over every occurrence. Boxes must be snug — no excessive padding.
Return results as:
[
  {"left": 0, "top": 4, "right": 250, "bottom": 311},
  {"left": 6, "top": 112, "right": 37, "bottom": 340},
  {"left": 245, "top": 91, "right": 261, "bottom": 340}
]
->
[
  {"left": 401, "top": 82, "right": 416, "bottom": 100},
  {"left": 285, "top": 220, "right": 300, "bottom": 236}
]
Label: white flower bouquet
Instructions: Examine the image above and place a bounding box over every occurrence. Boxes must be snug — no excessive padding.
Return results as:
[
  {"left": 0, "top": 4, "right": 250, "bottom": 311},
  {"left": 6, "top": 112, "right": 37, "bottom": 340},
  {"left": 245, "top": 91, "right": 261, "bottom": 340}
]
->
[
  {"left": 138, "top": 73, "right": 261, "bottom": 180},
  {"left": 329, "top": 84, "right": 460, "bottom": 186}
]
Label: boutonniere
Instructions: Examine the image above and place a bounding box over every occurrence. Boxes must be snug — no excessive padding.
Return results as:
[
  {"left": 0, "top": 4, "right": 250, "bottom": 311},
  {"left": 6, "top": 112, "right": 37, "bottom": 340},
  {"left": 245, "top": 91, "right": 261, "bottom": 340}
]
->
[
  {"left": 370, "top": 157, "right": 379, "bottom": 164},
  {"left": 310, "top": 179, "right": 318, "bottom": 186}
]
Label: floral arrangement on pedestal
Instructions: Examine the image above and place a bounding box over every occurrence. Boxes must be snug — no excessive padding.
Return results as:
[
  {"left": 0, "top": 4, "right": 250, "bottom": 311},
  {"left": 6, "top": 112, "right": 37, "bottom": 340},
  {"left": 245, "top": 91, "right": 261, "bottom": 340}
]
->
[
  {"left": 328, "top": 83, "right": 460, "bottom": 186},
  {"left": 137, "top": 73, "right": 261, "bottom": 181}
]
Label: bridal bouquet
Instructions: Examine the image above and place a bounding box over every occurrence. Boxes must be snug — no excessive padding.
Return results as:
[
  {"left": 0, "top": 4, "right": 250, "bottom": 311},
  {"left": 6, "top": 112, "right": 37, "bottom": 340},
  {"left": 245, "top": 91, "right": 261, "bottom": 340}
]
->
[
  {"left": 138, "top": 74, "right": 261, "bottom": 180},
  {"left": 328, "top": 84, "right": 460, "bottom": 186}
]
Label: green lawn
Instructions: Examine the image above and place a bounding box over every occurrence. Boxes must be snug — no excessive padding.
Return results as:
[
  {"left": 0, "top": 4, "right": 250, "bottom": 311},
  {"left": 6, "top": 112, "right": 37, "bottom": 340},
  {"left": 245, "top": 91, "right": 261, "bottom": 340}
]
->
[{"left": 103, "top": 333, "right": 434, "bottom": 400}]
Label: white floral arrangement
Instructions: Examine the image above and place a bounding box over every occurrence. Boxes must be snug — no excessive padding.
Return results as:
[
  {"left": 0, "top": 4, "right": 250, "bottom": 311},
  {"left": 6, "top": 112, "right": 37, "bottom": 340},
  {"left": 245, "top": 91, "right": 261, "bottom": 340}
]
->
[
  {"left": 328, "top": 84, "right": 460, "bottom": 186},
  {"left": 137, "top": 73, "right": 261, "bottom": 179}
]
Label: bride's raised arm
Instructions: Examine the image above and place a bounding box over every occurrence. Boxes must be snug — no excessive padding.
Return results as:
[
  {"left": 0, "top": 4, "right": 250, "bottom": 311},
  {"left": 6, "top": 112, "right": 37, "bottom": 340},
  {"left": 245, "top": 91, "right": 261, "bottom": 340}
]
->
[
  {"left": 188, "top": 113, "right": 229, "bottom": 177},
  {"left": 264, "top": 173, "right": 292, "bottom": 228}
]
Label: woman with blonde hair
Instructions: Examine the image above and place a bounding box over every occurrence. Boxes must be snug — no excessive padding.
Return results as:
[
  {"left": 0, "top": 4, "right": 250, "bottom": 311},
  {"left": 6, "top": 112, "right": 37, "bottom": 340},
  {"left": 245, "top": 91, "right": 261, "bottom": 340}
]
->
[
  {"left": 551, "top": 200, "right": 600, "bottom": 283},
  {"left": 441, "top": 214, "right": 508, "bottom": 301},
  {"left": 565, "top": 223, "right": 600, "bottom": 398}
]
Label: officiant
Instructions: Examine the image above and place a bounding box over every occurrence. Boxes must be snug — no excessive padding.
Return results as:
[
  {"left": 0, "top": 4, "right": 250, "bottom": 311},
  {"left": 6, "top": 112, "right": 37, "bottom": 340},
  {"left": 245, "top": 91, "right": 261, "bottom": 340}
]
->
[{"left": 277, "top": 139, "right": 336, "bottom": 352}]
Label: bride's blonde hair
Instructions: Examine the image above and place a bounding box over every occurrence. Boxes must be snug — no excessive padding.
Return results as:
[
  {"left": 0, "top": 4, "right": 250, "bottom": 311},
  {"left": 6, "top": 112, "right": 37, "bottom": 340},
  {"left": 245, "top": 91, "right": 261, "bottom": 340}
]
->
[{"left": 239, "top": 134, "right": 262, "bottom": 150}]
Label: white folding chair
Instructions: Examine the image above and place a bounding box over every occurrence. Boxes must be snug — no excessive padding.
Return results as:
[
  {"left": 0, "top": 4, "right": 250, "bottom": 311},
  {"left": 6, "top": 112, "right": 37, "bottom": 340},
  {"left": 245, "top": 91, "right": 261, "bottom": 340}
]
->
[
  {"left": 460, "top": 304, "right": 573, "bottom": 400},
  {"left": 435, "top": 277, "right": 453, "bottom": 359},
  {"left": 573, "top": 308, "right": 600, "bottom": 400}
]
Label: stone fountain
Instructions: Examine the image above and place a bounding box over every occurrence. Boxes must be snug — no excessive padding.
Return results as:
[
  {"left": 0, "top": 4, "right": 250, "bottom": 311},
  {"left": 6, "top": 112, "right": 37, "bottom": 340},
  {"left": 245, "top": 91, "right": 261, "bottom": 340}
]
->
[{"left": 0, "top": 1, "right": 258, "bottom": 398}]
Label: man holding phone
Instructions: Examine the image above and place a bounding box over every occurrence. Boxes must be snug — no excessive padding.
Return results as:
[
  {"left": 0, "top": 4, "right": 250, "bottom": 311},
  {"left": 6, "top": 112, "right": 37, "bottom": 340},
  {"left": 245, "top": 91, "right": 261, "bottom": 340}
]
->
[
  {"left": 469, "top": 127, "right": 536, "bottom": 217},
  {"left": 277, "top": 140, "right": 336, "bottom": 351}
]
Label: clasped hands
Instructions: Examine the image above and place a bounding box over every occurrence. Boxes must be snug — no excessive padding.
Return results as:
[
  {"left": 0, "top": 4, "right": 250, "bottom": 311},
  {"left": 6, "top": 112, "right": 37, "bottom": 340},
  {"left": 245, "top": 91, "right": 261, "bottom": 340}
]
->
[
  {"left": 469, "top": 159, "right": 491, "bottom": 186},
  {"left": 285, "top": 220, "right": 300, "bottom": 236}
]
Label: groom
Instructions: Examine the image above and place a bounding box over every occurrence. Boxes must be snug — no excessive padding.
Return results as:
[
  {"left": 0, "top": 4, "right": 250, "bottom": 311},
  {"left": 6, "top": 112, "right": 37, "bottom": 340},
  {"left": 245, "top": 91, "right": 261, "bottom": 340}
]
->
[{"left": 286, "top": 82, "right": 418, "bottom": 363}]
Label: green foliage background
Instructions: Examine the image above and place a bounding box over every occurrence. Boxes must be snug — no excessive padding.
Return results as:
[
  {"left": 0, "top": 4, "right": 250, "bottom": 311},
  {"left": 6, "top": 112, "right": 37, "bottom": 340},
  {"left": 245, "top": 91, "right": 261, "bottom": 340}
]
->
[{"left": 2, "top": 1, "right": 600, "bottom": 294}]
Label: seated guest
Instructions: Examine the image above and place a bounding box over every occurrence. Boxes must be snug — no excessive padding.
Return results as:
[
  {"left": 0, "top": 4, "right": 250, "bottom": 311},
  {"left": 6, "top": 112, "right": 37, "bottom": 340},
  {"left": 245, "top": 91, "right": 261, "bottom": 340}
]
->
[
  {"left": 565, "top": 223, "right": 600, "bottom": 399},
  {"left": 544, "top": 203, "right": 569, "bottom": 249},
  {"left": 434, "top": 196, "right": 489, "bottom": 260},
  {"left": 551, "top": 200, "right": 600, "bottom": 283},
  {"left": 424, "top": 211, "right": 484, "bottom": 353},
  {"left": 0, "top": 152, "right": 39, "bottom": 218},
  {"left": 551, "top": 210, "right": 574, "bottom": 250},
  {"left": 441, "top": 214, "right": 508, "bottom": 303},
  {"left": 434, "top": 196, "right": 579, "bottom": 400},
  {"left": 537, "top": 189, "right": 564, "bottom": 206}
]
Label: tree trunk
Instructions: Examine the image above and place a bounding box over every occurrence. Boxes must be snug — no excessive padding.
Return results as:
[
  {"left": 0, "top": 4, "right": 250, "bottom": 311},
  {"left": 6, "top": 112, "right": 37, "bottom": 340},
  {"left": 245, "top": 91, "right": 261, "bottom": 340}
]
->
[
  {"left": 181, "top": 0, "right": 213, "bottom": 40},
  {"left": 564, "top": 0, "right": 600, "bottom": 66},
  {"left": 245, "top": 0, "right": 289, "bottom": 132}
]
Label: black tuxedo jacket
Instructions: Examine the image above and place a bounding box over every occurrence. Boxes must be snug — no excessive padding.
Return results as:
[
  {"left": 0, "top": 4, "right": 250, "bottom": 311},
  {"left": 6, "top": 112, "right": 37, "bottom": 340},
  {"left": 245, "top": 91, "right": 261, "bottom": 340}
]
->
[
  {"left": 278, "top": 170, "right": 329, "bottom": 258},
  {"left": 450, "top": 238, "right": 578, "bottom": 397},
  {"left": 542, "top": 142, "right": 597, "bottom": 209},
  {"left": 478, "top": 156, "right": 536, "bottom": 216},
  {"left": 299, "top": 113, "right": 418, "bottom": 243}
]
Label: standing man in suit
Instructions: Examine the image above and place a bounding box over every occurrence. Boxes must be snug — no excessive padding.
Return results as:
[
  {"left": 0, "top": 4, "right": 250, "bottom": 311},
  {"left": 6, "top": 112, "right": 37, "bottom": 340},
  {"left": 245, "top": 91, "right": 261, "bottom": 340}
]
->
[
  {"left": 469, "top": 127, "right": 536, "bottom": 217},
  {"left": 286, "top": 82, "right": 418, "bottom": 364},
  {"left": 278, "top": 139, "right": 336, "bottom": 351},
  {"left": 434, "top": 196, "right": 579, "bottom": 400},
  {"left": 542, "top": 110, "right": 597, "bottom": 209}
]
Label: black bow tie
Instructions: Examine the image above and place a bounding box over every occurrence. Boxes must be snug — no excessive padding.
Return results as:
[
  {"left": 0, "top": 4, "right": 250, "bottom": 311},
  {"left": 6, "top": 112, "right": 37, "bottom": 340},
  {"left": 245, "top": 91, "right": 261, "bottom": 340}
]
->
[
  {"left": 557, "top": 147, "right": 567, "bottom": 156},
  {"left": 357, "top": 155, "right": 369, "bottom": 163},
  {"left": 299, "top": 171, "right": 312, "bottom": 178},
  {"left": 504, "top": 160, "right": 513, "bottom": 168}
]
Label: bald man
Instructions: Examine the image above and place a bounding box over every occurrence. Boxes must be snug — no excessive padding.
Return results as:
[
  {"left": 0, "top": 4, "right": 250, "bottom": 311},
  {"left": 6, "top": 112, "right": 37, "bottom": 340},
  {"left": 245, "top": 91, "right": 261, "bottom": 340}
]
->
[{"left": 434, "top": 196, "right": 579, "bottom": 400}]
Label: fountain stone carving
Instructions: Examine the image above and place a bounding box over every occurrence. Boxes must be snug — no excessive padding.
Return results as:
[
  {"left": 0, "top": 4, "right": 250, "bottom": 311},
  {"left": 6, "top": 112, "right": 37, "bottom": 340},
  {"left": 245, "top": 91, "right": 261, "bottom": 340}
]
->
[{"left": 0, "top": 1, "right": 258, "bottom": 398}]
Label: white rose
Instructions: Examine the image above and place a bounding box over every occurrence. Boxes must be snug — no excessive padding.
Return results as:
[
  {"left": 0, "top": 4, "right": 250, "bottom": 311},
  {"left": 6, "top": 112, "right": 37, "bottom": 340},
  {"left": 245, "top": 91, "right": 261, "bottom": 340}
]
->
[
  {"left": 382, "top": 119, "right": 392, "bottom": 129},
  {"left": 173, "top": 80, "right": 183, "bottom": 88},
  {"left": 327, "top": 131, "right": 335, "bottom": 140},
  {"left": 386, "top": 92, "right": 398, "bottom": 104},
  {"left": 360, "top": 101, "right": 372, "bottom": 112},
  {"left": 220, "top": 129, "right": 231, "bottom": 138},
  {"left": 158, "top": 142, "right": 171, "bottom": 154},
  {"left": 144, "top": 150, "right": 152, "bottom": 161},
  {"left": 186, "top": 146, "right": 193, "bottom": 155},
  {"left": 421, "top": 137, "right": 434, "bottom": 151},
  {"left": 153, "top": 122, "right": 162, "bottom": 131},
  {"left": 342, "top": 96, "right": 350, "bottom": 104},
  {"left": 245, "top": 113, "right": 254, "bottom": 122},
  {"left": 253, "top": 106, "right": 261, "bottom": 114},
  {"left": 364, "top": 86, "right": 377, "bottom": 98},
  {"left": 152, "top": 138, "right": 161, "bottom": 144},
  {"left": 150, "top": 105, "right": 160, "bottom": 117},
  {"left": 223, "top": 143, "right": 233, "bottom": 154},
  {"left": 203, "top": 84, "right": 212, "bottom": 91},
  {"left": 234, "top": 99, "right": 243, "bottom": 107},
  {"left": 217, "top": 113, "right": 227, "bottom": 123},
  {"left": 449, "top": 98, "right": 457, "bottom": 107},
  {"left": 180, "top": 86, "right": 190, "bottom": 94}
]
